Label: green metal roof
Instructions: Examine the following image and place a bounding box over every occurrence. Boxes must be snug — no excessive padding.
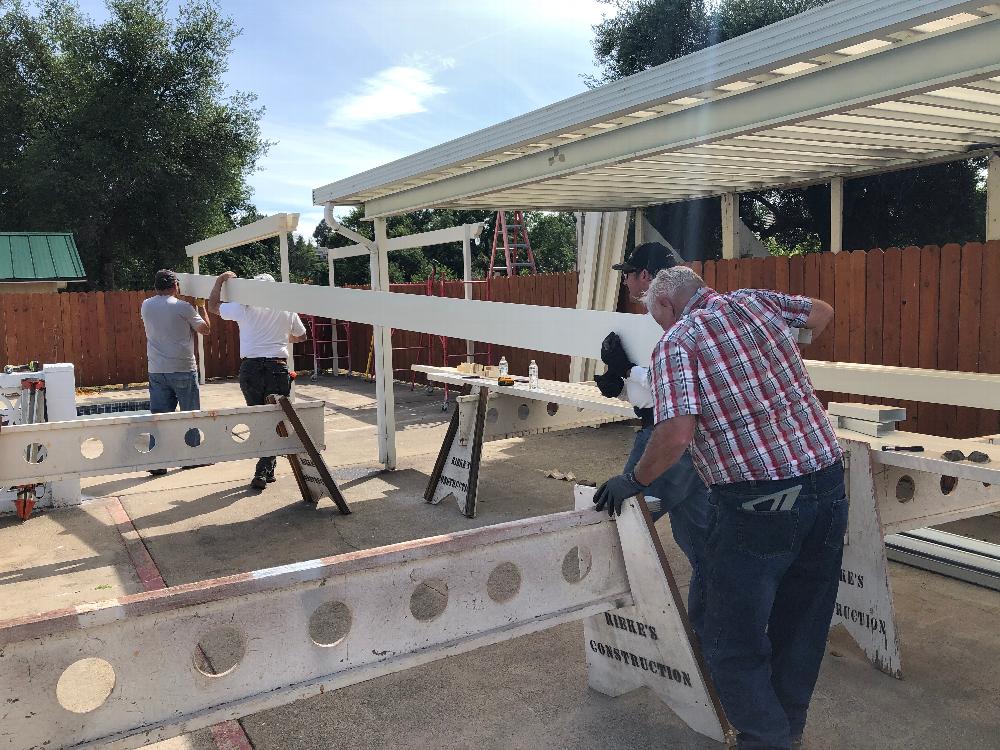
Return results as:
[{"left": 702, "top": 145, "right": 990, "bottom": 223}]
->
[{"left": 0, "top": 233, "right": 86, "bottom": 281}]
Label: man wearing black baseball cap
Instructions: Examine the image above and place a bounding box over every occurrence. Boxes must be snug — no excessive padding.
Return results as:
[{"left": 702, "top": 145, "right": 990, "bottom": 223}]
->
[{"left": 596, "top": 242, "right": 712, "bottom": 638}]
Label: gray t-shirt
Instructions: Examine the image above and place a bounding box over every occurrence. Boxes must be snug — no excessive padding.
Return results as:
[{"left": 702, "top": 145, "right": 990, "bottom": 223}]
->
[{"left": 140, "top": 295, "right": 205, "bottom": 374}]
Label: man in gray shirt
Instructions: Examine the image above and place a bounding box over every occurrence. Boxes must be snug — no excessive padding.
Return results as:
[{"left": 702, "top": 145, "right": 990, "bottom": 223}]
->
[{"left": 140, "top": 269, "right": 211, "bottom": 475}]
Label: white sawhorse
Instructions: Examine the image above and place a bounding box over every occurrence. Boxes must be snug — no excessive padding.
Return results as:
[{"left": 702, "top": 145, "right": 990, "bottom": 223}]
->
[{"left": 0, "top": 489, "right": 734, "bottom": 749}]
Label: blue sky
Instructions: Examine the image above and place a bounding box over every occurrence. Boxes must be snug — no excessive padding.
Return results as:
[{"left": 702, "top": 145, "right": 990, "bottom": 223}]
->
[{"left": 76, "top": 0, "right": 609, "bottom": 236}]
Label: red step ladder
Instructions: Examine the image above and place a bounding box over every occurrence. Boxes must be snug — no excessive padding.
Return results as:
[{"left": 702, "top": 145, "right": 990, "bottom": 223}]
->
[{"left": 489, "top": 210, "right": 537, "bottom": 277}]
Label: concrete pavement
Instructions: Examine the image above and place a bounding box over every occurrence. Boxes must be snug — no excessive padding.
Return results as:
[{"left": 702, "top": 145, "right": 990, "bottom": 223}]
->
[{"left": 1, "top": 375, "right": 998, "bottom": 749}]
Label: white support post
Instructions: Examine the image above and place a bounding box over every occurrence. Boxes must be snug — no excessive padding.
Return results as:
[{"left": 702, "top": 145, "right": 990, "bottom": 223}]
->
[
  {"left": 327, "top": 251, "right": 340, "bottom": 376},
  {"left": 463, "top": 223, "right": 474, "bottom": 361},
  {"left": 192, "top": 256, "right": 207, "bottom": 385},
  {"left": 721, "top": 193, "right": 738, "bottom": 260},
  {"left": 279, "top": 231, "right": 294, "bottom": 380},
  {"left": 634, "top": 208, "right": 645, "bottom": 245},
  {"left": 371, "top": 218, "right": 397, "bottom": 469},
  {"left": 988, "top": 153, "right": 1000, "bottom": 242},
  {"left": 831, "top": 176, "right": 845, "bottom": 254}
]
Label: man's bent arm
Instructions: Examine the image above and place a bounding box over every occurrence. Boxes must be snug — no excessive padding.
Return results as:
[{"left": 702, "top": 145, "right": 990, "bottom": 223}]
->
[
  {"left": 207, "top": 271, "right": 236, "bottom": 316},
  {"left": 803, "top": 298, "right": 834, "bottom": 339},
  {"left": 290, "top": 332, "right": 308, "bottom": 344},
  {"left": 633, "top": 414, "right": 696, "bottom": 486}
]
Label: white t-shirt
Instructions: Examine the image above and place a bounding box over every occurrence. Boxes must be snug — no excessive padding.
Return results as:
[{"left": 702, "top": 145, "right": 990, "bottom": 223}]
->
[
  {"left": 218, "top": 302, "right": 306, "bottom": 359},
  {"left": 623, "top": 365, "right": 654, "bottom": 409}
]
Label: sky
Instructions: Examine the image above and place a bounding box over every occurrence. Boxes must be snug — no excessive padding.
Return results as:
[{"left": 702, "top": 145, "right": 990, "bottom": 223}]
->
[{"left": 76, "top": 0, "right": 610, "bottom": 236}]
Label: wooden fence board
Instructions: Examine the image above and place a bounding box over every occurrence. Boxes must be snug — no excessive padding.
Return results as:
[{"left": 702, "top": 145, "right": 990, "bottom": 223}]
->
[
  {"left": 864, "top": 250, "right": 884, "bottom": 367},
  {"left": 957, "top": 242, "right": 984, "bottom": 438},
  {"left": 833, "top": 252, "right": 852, "bottom": 364},
  {"left": 936, "top": 244, "right": 963, "bottom": 436},
  {"left": 848, "top": 250, "right": 867, "bottom": 365}
]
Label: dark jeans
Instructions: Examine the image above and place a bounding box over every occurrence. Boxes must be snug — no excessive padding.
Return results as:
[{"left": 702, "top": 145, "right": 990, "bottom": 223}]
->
[
  {"left": 701, "top": 461, "right": 847, "bottom": 750},
  {"left": 624, "top": 426, "right": 711, "bottom": 637},
  {"left": 239, "top": 358, "right": 292, "bottom": 478}
]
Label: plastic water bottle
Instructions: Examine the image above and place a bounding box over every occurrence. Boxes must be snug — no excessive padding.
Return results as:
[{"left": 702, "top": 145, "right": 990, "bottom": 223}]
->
[
  {"left": 498, "top": 356, "right": 509, "bottom": 377},
  {"left": 528, "top": 360, "right": 539, "bottom": 390}
]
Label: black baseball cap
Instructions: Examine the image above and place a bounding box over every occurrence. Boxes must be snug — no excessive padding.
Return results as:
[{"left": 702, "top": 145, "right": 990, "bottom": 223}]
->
[
  {"left": 612, "top": 242, "right": 677, "bottom": 275},
  {"left": 153, "top": 269, "right": 179, "bottom": 290}
]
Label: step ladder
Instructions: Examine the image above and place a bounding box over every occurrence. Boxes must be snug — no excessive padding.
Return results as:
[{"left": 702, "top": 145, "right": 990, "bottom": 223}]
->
[
  {"left": 300, "top": 314, "right": 354, "bottom": 379},
  {"left": 488, "top": 210, "right": 537, "bottom": 277}
]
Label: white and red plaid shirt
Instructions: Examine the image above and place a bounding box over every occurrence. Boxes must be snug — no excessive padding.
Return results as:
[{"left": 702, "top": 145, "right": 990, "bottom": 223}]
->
[{"left": 651, "top": 287, "right": 842, "bottom": 486}]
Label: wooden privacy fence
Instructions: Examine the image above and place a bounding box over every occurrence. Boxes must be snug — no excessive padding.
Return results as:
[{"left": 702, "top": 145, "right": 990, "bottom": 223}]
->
[{"left": 1, "top": 245, "right": 998, "bottom": 440}]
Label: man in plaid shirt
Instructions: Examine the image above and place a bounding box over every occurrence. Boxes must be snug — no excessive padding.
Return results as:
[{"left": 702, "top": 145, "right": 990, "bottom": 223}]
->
[{"left": 594, "top": 266, "right": 843, "bottom": 750}]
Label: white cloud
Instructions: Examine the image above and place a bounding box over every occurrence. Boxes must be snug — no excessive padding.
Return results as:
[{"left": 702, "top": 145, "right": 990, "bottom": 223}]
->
[{"left": 327, "top": 65, "right": 448, "bottom": 129}]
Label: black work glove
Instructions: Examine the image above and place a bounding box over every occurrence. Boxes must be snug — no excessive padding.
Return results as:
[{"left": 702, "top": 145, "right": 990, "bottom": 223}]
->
[
  {"left": 593, "top": 471, "right": 647, "bottom": 517},
  {"left": 594, "top": 371, "right": 625, "bottom": 399},
  {"left": 601, "top": 332, "right": 635, "bottom": 379}
]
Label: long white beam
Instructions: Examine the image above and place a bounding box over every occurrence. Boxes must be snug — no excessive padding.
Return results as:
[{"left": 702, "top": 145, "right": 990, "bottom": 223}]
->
[
  {"left": 177, "top": 274, "right": 1000, "bottom": 411},
  {"left": 185, "top": 213, "right": 300, "bottom": 258},
  {"left": 358, "top": 20, "right": 1000, "bottom": 217}
]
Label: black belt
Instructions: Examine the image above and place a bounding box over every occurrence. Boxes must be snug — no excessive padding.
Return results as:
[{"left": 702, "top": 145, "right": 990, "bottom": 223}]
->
[
  {"left": 242, "top": 357, "right": 286, "bottom": 361},
  {"left": 634, "top": 407, "right": 654, "bottom": 428}
]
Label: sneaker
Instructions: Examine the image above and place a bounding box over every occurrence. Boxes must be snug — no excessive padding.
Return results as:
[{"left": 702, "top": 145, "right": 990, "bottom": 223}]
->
[
  {"left": 148, "top": 468, "right": 168, "bottom": 476},
  {"left": 265, "top": 473, "right": 276, "bottom": 483},
  {"left": 250, "top": 475, "right": 268, "bottom": 491},
  {"left": 791, "top": 735, "right": 803, "bottom": 750}
]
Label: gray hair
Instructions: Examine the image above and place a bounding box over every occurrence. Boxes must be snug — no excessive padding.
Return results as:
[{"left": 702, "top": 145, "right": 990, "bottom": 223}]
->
[{"left": 642, "top": 266, "right": 705, "bottom": 312}]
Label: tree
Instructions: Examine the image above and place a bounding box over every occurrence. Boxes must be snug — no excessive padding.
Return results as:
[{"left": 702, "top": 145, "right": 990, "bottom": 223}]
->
[
  {"left": 0, "top": 0, "right": 268, "bottom": 289},
  {"left": 589, "top": 0, "right": 986, "bottom": 256}
]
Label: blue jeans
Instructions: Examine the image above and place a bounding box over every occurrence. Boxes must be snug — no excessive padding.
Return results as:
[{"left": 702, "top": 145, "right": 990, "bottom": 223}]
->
[
  {"left": 701, "top": 461, "right": 847, "bottom": 750},
  {"left": 149, "top": 371, "right": 201, "bottom": 413},
  {"left": 149, "top": 372, "right": 201, "bottom": 450},
  {"left": 624, "top": 426, "right": 711, "bottom": 637}
]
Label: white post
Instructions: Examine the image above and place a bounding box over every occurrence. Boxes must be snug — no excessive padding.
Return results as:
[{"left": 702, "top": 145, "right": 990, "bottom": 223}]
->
[
  {"left": 831, "top": 177, "right": 845, "bottom": 254},
  {"left": 278, "top": 232, "right": 294, "bottom": 380},
  {"left": 192, "top": 256, "right": 207, "bottom": 385},
  {"left": 463, "top": 223, "right": 474, "bottom": 361},
  {"left": 988, "top": 153, "right": 1000, "bottom": 242},
  {"left": 721, "top": 193, "right": 738, "bottom": 260},
  {"left": 327, "top": 250, "right": 340, "bottom": 376},
  {"left": 372, "top": 218, "right": 397, "bottom": 470},
  {"left": 635, "top": 208, "right": 645, "bottom": 245}
]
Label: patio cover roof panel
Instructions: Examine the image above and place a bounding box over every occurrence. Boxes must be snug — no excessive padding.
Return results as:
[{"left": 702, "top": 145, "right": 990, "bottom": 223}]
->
[{"left": 313, "top": 1, "right": 1000, "bottom": 216}]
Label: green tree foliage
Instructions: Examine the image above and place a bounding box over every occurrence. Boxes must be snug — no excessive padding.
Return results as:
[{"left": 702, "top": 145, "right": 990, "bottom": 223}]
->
[
  {"left": 589, "top": 0, "right": 986, "bottom": 256},
  {"left": 0, "top": 0, "right": 268, "bottom": 289},
  {"left": 312, "top": 208, "right": 578, "bottom": 286}
]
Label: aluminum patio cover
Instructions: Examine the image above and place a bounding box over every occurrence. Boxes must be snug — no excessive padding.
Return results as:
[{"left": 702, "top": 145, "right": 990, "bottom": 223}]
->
[{"left": 313, "top": 0, "right": 1000, "bottom": 217}]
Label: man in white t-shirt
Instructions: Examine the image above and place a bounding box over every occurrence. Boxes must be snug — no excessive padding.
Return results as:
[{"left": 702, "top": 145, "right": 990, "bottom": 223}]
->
[{"left": 208, "top": 270, "right": 308, "bottom": 490}]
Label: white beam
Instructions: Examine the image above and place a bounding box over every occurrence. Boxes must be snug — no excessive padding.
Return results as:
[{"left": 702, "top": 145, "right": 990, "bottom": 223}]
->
[
  {"left": 358, "top": 21, "right": 1000, "bottom": 216},
  {"left": 185, "top": 213, "right": 299, "bottom": 258},
  {"left": 831, "top": 176, "right": 845, "bottom": 253},
  {"left": 383, "top": 223, "right": 486, "bottom": 252},
  {"left": 328, "top": 244, "right": 369, "bottom": 260},
  {"left": 989, "top": 152, "right": 1000, "bottom": 241},
  {"left": 371, "top": 218, "right": 396, "bottom": 469},
  {"left": 175, "top": 273, "right": 1000, "bottom": 411},
  {"left": 721, "top": 193, "right": 738, "bottom": 260}
]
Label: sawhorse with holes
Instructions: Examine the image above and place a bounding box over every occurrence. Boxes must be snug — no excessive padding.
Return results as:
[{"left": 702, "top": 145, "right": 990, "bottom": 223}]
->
[
  {"left": 0, "top": 487, "right": 735, "bottom": 749},
  {"left": 414, "top": 365, "right": 632, "bottom": 517},
  {"left": 0, "top": 397, "right": 349, "bottom": 516}
]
